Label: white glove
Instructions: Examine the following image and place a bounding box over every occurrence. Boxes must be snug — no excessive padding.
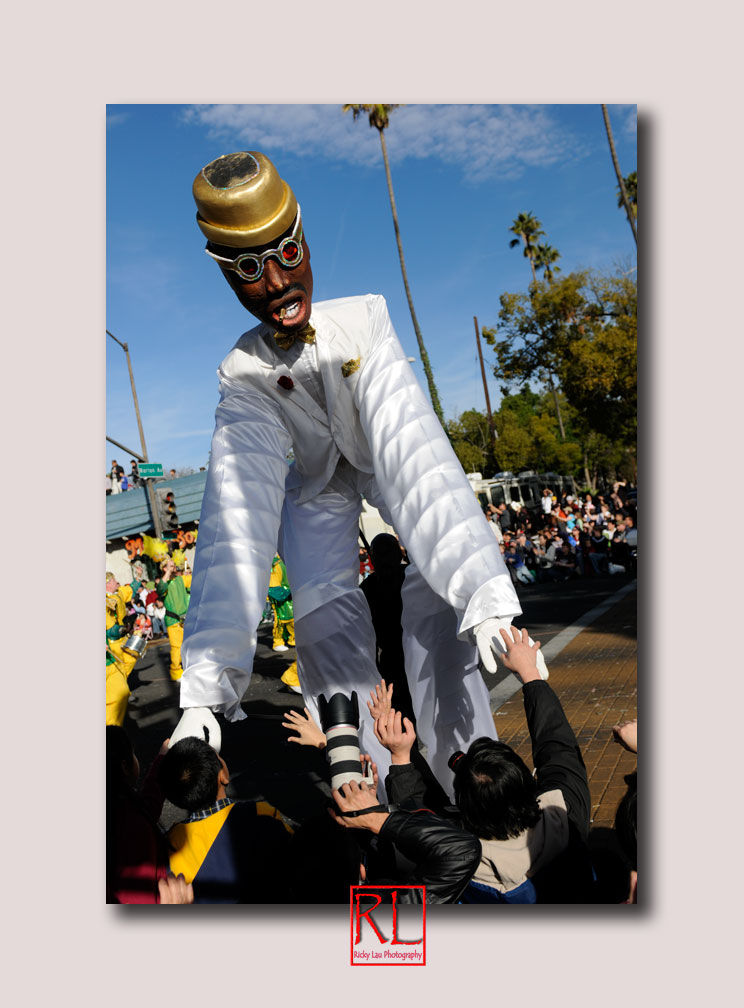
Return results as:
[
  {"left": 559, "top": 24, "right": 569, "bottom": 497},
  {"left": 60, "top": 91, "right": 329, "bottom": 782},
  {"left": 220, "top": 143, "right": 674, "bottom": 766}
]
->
[
  {"left": 473, "top": 617, "right": 549, "bottom": 680},
  {"left": 170, "top": 706, "right": 222, "bottom": 753}
]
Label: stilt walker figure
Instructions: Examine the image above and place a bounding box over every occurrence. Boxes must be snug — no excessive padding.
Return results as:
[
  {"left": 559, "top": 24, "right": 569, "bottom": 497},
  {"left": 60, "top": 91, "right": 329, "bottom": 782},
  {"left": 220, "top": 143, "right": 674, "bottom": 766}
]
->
[{"left": 172, "top": 151, "right": 548, "bottom": 791}]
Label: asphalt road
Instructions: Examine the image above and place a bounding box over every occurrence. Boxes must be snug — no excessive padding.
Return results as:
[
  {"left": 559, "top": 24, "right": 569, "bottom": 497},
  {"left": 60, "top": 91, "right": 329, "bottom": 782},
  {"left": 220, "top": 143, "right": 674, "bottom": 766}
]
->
[{"left": 120, "top": 571, "right": 636, "bottom": 829}]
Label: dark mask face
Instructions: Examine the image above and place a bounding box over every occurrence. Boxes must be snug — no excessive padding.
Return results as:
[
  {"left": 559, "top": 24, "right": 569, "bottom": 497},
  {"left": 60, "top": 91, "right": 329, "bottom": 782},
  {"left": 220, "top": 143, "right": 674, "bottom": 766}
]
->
[{"left": 218, "top": 234, "right": 314, "bottom": 334}]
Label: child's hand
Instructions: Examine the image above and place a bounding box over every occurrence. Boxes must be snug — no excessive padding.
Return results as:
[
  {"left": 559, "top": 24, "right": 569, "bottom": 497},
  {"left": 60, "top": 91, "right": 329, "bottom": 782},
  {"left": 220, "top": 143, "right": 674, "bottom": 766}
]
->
[
  {"left": 498, "top": 626, "right": 542, "bottom": 684},
  {"left": 282, "top": 707, "right": 327, "bottom": 750},
  {"left": 374, "top": 709, "right": 416, "bottom": 765},
  {"left": 367, "top": 679, "right": 393, "bottom": 722}
]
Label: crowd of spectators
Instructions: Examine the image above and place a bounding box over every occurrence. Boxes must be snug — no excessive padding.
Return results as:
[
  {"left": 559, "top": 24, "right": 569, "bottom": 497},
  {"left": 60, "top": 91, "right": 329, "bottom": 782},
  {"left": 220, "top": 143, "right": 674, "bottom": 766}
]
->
[
  {"left": 106, "top": 459, "right": 143, "bottom": 494},
  {"left": 483, "top": 480, "right": 637, "bottom": 586},
  {"left": 107, "top": 624, "right": 637, "bottom": 905},
  {"left": 106, "top": 484, "right": 638, "bottom": 906}
]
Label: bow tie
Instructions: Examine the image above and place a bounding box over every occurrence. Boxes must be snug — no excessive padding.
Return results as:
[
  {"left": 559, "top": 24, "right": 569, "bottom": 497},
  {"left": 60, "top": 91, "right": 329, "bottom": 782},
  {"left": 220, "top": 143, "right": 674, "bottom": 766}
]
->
[{"left": 273, "top": 323, "right": 316, "bottom": 352}]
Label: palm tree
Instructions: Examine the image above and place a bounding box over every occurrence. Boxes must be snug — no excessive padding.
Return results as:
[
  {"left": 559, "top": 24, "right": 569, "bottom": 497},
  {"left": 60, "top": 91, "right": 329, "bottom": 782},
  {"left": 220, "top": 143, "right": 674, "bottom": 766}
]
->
[
  {"left": 508, "top": 212, "right": 545, "bottom": 286},
  {"left": 616, "top": 170, "right": 637, "bottom": 220},
  {"left": 601, "top": 105, "right": 638, "bottom": 245},
  {"left": 531, "top": 239, "right": 565, "bottom": 436},
  {"left": 509, "top": 229, "right": 566, "bottom": 439},
  {"left": 533, "top": 243, "right": 561, "bottom": 283},
  {"left": 343, "top": 104, "right": 444, "bottom": 424}
]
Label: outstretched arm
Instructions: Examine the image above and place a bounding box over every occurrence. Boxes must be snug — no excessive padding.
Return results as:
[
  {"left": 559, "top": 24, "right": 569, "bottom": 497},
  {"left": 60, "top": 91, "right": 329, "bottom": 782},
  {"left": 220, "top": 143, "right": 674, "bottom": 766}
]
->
[
  {"left": 179, "top": 377, "right": 292, "bottom": 722},
  {"left": 355, "top": 296, "right": 521, "bottom": 640},
  {"left": 499, "top": 627, "right": 590, "bottom": 840}
]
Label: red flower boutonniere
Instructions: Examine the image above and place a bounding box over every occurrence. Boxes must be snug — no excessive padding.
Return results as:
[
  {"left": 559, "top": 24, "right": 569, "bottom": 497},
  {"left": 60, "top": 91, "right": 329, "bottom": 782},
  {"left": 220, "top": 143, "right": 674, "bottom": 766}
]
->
[{"left": 277, "top": 375, "right": 294, "bottom": 391}]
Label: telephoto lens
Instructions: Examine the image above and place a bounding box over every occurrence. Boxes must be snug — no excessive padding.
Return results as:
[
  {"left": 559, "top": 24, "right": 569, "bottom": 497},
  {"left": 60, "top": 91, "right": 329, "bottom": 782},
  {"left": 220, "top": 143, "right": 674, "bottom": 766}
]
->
[{"left": 317, "top": 691, "right": 365, "bottom": 790}]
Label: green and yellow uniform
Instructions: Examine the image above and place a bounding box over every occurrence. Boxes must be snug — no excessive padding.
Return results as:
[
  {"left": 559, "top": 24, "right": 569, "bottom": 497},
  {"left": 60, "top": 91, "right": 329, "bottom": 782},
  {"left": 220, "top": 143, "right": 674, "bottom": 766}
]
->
[
  {"left": 106, "top": 583, "right": 137, "bottom": 726},
  {"left": 157, "top": 572, "right": 192, "bottom": 681}
]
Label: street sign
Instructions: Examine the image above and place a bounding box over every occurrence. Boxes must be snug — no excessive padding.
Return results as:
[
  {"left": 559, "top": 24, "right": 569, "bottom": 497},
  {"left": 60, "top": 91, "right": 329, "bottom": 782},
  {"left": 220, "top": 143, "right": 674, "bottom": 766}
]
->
[{"left": 138, "top": 463, "right": 164, "bottom": 478}]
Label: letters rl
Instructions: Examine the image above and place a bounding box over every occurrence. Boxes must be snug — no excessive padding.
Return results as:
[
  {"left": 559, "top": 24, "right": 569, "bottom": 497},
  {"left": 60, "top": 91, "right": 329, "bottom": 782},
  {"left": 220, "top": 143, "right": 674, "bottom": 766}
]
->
[{"left": 353, "top": 888, "right": 424, "bottom": 945}]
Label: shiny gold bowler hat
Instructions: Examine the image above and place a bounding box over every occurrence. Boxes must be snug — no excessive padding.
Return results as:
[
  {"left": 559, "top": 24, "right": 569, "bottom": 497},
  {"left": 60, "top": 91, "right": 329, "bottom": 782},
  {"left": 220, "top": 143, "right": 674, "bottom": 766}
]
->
[{"left": 192, "top": 151, "right": 298, "bottom": 249}]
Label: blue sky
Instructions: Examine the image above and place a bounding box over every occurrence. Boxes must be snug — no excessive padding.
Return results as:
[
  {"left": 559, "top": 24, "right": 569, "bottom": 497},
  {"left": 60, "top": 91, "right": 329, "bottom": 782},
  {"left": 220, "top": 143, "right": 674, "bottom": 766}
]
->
[{"left": 106, "top": 104, "right": 636, "bottom": 473}]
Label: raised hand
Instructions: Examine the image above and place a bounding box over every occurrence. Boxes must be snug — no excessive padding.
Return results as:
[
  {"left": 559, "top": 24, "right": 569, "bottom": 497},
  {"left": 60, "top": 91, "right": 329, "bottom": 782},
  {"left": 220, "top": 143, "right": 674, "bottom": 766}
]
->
[
  {"left": 373, "top": 708, "right": 416, "bottom": 765},
  {"left": 282, "top": 706, "right": 327, "bottom": 749},
  {"left": 367, "top": 679, "right": 394, "bottom": 721}
]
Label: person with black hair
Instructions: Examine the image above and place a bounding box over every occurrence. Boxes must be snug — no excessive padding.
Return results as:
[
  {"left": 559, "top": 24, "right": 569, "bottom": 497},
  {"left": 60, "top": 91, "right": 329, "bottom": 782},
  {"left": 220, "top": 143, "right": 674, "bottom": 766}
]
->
[
  {"left": 157, "top": 736, "right": 293, "bottom": 903},
  {"left": 454, "top": 627, "right": 595, "bottom": 902},
  {"left": 360, "top": 533, "right": 417, "bottom": 727},
  {"left": 283, "top": 686, "right": 473, "bottom": 902},
  {"left": 328, "top": 779, "right": 481, "bottom": 905},
  {"left": 376, "top": 628, "right": 596, "bottom": 903}
]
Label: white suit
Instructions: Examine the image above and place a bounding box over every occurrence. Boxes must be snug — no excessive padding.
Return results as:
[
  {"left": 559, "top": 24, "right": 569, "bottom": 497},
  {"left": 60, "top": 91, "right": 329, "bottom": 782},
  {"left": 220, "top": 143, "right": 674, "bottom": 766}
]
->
[{"left": 180, "top": 294, "right": 522, "bottom": 791}]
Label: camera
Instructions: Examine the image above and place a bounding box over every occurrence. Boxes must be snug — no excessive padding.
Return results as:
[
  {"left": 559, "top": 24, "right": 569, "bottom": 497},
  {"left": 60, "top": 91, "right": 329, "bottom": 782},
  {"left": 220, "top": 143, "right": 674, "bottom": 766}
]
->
[{"left": 317, "top": 691, "right": 366, "bottom": 790}]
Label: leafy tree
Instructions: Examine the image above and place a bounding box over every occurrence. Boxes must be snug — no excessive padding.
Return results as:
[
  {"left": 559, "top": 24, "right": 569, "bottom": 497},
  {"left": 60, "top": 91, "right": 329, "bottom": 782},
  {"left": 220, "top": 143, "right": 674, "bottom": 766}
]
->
[
  {"left": 343, "top": 103, "right": 444, "bottom": 424},
  {"left": 446, "top": 408, "right": 498, "bottom": 474},
  {"left": 559, "top": 270, "right": 637, "bottom": 444},
  {"left": 482, "top": 267, "right": 636, "bottom": 488},
  {"left": 486, "top": 272, "right": 588, "bottom": 440},
  {"left": 508, "top": 212, "right": 545, "bottom": 286},
  {"left": 446, "top": 393, "right": 582, "bottom": 479}
]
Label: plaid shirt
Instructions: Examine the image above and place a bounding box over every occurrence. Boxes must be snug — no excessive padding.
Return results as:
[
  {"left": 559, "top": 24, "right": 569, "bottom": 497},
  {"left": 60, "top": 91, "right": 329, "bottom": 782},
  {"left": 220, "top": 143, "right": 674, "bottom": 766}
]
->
[{"left": 185, "top": 797, "right": 232, "bottom": 823}]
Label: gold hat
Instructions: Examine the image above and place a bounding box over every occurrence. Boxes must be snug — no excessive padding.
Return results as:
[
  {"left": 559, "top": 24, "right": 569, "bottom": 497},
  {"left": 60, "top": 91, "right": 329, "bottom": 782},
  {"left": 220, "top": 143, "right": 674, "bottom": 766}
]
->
[{"left": 193, "top": 151, "right": 298, "bottom": 249}]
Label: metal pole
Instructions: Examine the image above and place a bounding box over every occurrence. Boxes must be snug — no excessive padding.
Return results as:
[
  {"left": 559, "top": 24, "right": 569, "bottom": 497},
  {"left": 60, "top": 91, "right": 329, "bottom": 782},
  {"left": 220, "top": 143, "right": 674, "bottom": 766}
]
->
[
  {"left": 107, "top": 329, "right": 163, "bottom": 539},
  {"left": 474, "top": 316, "right": 497, "bottom": 455},
  {"left": 106, "top": 435, "right": 146, "bottom": 462}
]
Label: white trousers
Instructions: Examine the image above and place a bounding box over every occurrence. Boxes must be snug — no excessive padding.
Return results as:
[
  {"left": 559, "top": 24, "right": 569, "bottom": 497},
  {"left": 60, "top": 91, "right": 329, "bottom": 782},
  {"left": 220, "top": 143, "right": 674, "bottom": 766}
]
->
[{"left": 278, "top": 474, "right": 497, "bottom": 799}]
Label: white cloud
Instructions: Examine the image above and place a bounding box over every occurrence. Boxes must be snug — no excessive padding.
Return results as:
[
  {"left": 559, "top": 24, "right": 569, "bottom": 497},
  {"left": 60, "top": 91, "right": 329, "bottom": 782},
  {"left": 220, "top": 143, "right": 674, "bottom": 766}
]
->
[
  {"left": 182, "top": 104, "right": 585, "bottom": 183},
  {"left": 604, "top": 103, "right": 637, "bottom": 141},
  {"left": 106, "top": 110, "right": 129, "bottom": 128}
]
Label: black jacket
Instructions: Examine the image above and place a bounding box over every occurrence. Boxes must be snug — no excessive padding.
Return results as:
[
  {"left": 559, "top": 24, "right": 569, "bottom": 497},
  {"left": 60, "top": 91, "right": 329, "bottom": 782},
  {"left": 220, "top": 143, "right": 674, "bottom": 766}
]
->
[
  {"left": 375, "top": 808, "right": 481, "bottom": 904},
  {"left": 383, "top": 681, "right": 595, "bottom": 902}
]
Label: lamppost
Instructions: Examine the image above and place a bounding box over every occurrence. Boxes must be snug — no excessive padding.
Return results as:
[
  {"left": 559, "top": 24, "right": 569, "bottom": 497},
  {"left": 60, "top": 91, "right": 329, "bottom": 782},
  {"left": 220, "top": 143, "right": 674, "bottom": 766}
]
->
[{"left": 106, "top": 329, "right": 163, "bottom": 540}]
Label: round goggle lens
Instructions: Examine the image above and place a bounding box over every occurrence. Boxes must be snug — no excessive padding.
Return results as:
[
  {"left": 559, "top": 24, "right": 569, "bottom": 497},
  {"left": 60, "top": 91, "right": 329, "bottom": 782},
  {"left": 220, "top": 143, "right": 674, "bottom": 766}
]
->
[
  {"left": 280, "top": 239, "right": 301, "bottom": 265},
  {"left": 239, "top": 257, "right": 261, "bottom": 280}
]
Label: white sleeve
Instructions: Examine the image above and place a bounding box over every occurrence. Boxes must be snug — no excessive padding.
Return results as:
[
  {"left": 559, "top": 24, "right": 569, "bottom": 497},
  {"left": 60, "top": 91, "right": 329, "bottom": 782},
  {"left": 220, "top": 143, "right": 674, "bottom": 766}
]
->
[
  {"left": 355, "top": 295, "right": 521, "bottom": 636},
  {"left": 179, "top": 375, "right": 292, "bottom": 719}
]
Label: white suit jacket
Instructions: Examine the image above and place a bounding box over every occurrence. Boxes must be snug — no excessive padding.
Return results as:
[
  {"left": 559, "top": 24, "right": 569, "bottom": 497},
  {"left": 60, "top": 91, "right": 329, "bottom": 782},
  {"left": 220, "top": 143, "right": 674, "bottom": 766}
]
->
[{"left": 180, "top": 294, "right": 521, "bottom": 715}]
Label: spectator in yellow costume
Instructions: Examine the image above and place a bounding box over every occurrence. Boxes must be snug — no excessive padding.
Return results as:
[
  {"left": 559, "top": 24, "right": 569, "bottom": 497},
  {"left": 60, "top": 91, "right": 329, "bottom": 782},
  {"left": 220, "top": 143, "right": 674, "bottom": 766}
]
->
[
  {"left": 157, "top": 558, "right": 192, "bottom": 681},
  {"left": 267, "top": 554, "right": 301, "bottom": 694},
  {"left": 106, "top": 572, "right": 138, "bottom": 726}
]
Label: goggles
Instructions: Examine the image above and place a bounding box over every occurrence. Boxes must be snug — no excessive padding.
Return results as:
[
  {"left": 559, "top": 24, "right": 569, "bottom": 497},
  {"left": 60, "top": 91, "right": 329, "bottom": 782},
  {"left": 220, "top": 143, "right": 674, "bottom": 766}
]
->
[{"left": 204, "top": 205, "right": 303, "bottom": 281}]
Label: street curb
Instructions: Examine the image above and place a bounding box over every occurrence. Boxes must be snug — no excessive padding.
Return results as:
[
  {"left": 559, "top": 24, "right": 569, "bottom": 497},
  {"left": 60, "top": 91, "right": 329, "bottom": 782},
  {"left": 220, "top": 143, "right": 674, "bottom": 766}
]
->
[{"left": 539, "top": 578, "right": 637, "bottom": 662}]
